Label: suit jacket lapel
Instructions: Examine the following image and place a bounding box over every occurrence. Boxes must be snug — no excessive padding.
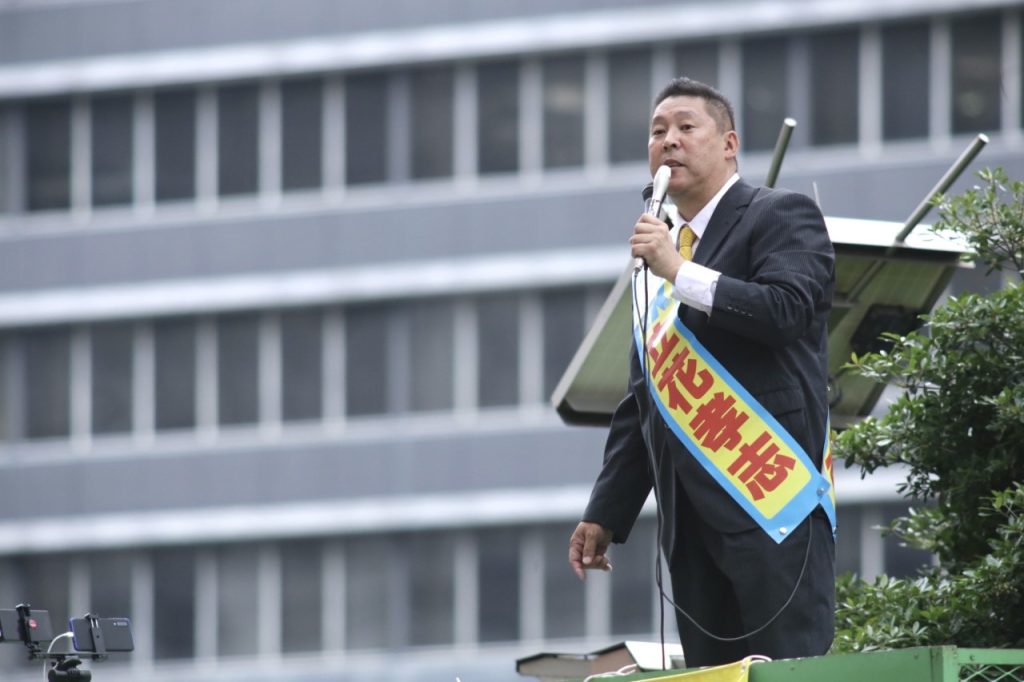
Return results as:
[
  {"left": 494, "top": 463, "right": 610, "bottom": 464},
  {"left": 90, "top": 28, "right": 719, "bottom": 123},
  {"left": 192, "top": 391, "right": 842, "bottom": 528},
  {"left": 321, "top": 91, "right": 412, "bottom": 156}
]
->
[{"left": 694, "top": 179, "right": 758, "bottom": 266}]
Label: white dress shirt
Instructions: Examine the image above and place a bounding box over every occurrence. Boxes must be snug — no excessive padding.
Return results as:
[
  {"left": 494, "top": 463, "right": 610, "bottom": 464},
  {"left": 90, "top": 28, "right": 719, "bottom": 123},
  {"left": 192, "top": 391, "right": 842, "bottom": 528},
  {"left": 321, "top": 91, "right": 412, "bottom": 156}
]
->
[{"left": 667, "top": 173, "right": 740, "bottom": 315}]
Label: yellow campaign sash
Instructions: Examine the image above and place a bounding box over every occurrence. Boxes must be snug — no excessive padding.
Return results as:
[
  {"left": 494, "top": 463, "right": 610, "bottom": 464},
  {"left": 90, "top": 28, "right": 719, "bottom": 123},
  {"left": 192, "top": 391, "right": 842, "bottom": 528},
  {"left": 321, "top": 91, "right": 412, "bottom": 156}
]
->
[{"left": 633, "top": 276, "right": 836, "bottom": 543}]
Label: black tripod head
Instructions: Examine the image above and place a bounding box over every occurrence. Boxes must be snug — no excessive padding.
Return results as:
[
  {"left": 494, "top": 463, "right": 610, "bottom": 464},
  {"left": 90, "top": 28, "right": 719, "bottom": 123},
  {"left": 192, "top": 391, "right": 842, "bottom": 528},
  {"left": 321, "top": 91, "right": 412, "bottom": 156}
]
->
[{"left": 48, "top": 656, "right": 92, "bottom": 681}]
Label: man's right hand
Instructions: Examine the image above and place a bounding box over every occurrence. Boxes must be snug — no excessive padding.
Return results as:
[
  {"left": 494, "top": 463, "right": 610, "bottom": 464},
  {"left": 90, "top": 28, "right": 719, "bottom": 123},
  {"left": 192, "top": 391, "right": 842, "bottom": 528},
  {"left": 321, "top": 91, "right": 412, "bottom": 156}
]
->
[{"left": 568, "top": 521, "right": 614, "bottom": 581}]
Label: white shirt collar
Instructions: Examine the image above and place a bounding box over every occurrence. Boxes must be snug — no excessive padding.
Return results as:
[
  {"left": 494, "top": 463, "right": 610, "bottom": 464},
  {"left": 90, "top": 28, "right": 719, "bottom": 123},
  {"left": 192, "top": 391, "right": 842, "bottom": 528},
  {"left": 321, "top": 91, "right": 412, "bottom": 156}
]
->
[{"left": 667, "top": 172, "right": 740, "bottom": 241}]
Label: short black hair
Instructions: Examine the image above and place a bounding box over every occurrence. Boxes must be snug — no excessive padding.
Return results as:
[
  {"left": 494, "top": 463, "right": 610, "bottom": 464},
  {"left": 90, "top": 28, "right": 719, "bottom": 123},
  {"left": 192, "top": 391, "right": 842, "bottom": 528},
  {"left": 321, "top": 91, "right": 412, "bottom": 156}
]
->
[{"left": 653, "top": 78, "right": 736, "bottom": 133}]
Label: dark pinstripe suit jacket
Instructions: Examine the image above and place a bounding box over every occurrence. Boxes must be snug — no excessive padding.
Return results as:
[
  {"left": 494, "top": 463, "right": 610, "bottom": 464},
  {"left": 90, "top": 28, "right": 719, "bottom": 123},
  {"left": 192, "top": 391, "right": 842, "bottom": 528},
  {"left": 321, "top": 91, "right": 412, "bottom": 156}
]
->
[{"left": 584, "top": 179, "right": 835, "bottom": 538}]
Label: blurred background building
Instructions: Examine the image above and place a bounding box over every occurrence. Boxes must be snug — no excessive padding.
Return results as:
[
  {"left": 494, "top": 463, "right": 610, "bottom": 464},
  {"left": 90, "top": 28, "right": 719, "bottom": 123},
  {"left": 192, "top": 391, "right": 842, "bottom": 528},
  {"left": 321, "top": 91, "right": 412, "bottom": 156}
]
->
[{"left": 0, "top": 0, "right": 1022, "bottom": 680}]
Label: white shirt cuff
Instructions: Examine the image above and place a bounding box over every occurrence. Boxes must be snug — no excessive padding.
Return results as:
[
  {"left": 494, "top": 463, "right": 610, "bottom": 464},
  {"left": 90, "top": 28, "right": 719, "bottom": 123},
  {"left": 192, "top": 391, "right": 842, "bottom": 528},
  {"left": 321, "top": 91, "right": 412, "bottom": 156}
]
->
[{"left": 671, "top": 261, "right": 721, "bottom": 314}]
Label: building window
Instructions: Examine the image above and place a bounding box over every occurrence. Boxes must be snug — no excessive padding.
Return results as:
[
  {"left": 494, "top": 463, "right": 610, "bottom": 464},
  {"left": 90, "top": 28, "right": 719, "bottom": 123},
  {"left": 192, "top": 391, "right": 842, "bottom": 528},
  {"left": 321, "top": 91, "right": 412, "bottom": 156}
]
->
[
  {"left": 217, "top": 83, "right": 260, "bottom": 197},
  {"left": 542, "top": 54, "right": 585, "bottom": 169},
  {"left": 585, "top": 282, "right": 614, "bottom": 328},
  {"left": 90, "top": 322, "right": 134, "bottom": 435},
  {"left": 345, "top": 72, "right": 389, "bottom": 185},
  {"left": 951, "top": 13, "right": 1002, "bottom": 134},
  {"left": 410, "top": 65, "right": 455, "bottom": 179},
  {"left": 409, "top": 299, "right": 454, "bottom": 413},
  {"left": 478, "top": 527, "right": 520, "bottom": 642},
  {"left": 477, "top": 60, "right": 521, "bottom": 174},
  {"left": 155, "top": 88, "right": 197, "bottom": 202},
  {"left": 0, "top": 106, "right": 10, "bottom": 215},
  {"left": 24, "top": 326, "right": 71, "bottom": 439},
  {"left": 281, "top": 308, "right": 323, "bottom": 422},
  {"left": 281, "top": 77, "right": 323, "bottom": 192},
  {"left": 154, "top": 317, "right": 196, "bottom": 431},
  {"left": 217, "top": 313, "right": 260, "bottom": 426},
  {"left": 0, "top": 562, "right": 25, "bottom": 667},
  {"left": 344, "top": 303, "right": 391, "bottom": 416},
  {"left": 88, "top": 551, "right": 133, "bottom": 622},
  {"left": 217, "top": 545, "right": 260, "bottom": 657},
  {"left": 674, "top": 41, "right": 719, "bottom": 87},
  {"left": 741, "top": 37, "right": 789, "bottom": 152},
  {"left": 809, "top": 29, "right": 859, "bottom": 146},
  {"left": 882, "top": 22, "right": 931, "bottom": 140},
  {"left": 12, "top": 555, "right": 70, "bottom": 641},
  {"left": 611, "top": 519, "right": 654, "bottom": 635},
  {"left": 477, "top": 293, "right": 520, "bottom": 408},
  {"left": 0, "top": 336, "right": 8, "bottom": 442},
  {"left": 408, "top": 532, "right": 454, "bottom": 646},
  {"left": 153, "top": 548, "right": 195, "bottom": 660},
  {"left": 25, "top": 98, "right": 72, "bottom": 211},
  {"left": 608, "top": 47, "right": 653, "bottom": 164},
  {"left": 542, "top": 524, "right": 584, "bottom": 639},
  {"left": 341, "top": 299, "right": 456, "bottom": 417},
  {"left": 345, "top": 536, "right": 399, "bottom": 649},
  {"left": 91, "top": 93, "right": 134, "bottom": 207},
  {"left": 280, "top": 540, "right": 322, "bottom": 653},
  {"left": 542, "top": 288, "right": 586, "bottom": 401},
  {"left": 835, "top": 504, "right": 862, "bottom": 576}
]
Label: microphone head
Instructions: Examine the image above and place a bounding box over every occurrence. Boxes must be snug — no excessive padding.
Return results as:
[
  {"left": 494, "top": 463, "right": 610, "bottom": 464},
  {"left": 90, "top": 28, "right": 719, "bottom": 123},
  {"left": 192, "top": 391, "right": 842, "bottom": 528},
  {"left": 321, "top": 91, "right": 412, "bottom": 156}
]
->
[
  {"left": 652, "top": 165, "right": 672, "bottom": 202},
  {"left": 641, "top": 183, "right": 654, "bottom": 201}
]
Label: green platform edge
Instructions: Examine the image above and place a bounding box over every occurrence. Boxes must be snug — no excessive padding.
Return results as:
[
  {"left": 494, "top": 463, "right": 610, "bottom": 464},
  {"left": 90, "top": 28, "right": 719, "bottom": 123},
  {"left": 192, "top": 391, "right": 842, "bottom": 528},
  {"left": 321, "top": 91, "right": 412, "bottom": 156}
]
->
[{"left": 573, "top": 647, "right": 1024, "bottom": 682}]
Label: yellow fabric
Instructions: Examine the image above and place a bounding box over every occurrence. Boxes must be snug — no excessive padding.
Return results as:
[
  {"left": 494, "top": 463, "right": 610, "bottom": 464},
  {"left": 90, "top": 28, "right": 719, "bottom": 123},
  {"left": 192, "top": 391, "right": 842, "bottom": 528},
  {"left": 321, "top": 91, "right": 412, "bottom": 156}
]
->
[
  {"left": 678, "top": 225, "right": 696, "bottom": 262},
  {"left": 643, "top": 655, "right": 763, "bottom": 681}
]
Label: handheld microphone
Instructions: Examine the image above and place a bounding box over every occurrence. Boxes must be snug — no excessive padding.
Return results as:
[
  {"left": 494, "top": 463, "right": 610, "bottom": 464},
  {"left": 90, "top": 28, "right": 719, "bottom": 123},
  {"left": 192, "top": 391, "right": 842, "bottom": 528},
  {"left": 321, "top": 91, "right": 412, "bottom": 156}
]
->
[
  {"left": 648, "top": 164, "right": 671, "bottom": 218},
  {"left": 634, "top": 165, "right": 672, "bottom": 272}
]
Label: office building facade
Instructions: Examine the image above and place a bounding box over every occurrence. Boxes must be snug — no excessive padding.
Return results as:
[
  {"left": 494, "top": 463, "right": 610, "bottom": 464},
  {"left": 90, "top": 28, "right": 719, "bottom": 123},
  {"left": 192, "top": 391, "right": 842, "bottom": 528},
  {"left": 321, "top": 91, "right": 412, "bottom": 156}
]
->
[{"left": 0, "top": 0, "right": 1022, "bottom": 679}]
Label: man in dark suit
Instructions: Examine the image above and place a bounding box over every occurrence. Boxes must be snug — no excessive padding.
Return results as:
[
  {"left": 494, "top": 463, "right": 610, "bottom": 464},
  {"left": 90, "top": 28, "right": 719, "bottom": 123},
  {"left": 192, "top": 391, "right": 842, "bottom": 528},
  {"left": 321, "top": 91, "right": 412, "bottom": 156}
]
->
[{"left": 568, "top": 78, "right": 835, "bottom": 666}]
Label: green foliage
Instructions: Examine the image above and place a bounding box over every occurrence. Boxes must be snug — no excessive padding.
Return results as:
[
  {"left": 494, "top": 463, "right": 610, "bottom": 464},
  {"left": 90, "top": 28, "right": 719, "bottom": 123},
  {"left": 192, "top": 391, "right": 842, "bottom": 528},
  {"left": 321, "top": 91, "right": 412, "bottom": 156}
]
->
[
  {"left": 839, "top": 284, "right": 1024, "bottom": 567},
  {"left": 833, "top": 485, "right": 1024, "bottom": 652},
  {"left": 831, "top": 168, "right": 1024, "bottom": 652},
  {"left": 934, "top": 167, "right": 1024, "bottom": 277}
]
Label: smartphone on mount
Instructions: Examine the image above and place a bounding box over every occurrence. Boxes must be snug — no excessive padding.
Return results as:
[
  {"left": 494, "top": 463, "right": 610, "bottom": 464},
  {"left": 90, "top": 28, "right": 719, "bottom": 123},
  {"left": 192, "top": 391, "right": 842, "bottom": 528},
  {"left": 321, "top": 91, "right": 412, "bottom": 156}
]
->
[{"left": 69, "top": 616, "right": 134, "bottom": 653}]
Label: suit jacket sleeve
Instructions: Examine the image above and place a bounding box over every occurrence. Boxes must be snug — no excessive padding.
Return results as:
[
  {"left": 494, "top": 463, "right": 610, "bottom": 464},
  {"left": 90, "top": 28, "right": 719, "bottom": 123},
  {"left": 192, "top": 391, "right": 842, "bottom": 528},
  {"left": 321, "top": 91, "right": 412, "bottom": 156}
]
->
[
  {"left": 582, "top": 346, "right": 653, "bottom": 544},
  {"left": 710, "top": 191, "right": 833, "bottom": 346}
]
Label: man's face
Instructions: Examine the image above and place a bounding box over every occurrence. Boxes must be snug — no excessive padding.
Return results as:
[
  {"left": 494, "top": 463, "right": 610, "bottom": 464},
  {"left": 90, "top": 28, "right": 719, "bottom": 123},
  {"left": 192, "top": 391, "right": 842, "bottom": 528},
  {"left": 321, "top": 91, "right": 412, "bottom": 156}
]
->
[{"left": 647, "top": 95, "right": 737, "bottom": 204}]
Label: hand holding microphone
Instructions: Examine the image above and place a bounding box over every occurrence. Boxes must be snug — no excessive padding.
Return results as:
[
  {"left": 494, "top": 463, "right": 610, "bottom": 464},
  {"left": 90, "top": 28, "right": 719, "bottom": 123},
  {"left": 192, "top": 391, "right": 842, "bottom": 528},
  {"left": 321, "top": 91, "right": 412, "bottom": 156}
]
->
[{"left": 633, "top": 165, "right": 674, "bottom": 274}]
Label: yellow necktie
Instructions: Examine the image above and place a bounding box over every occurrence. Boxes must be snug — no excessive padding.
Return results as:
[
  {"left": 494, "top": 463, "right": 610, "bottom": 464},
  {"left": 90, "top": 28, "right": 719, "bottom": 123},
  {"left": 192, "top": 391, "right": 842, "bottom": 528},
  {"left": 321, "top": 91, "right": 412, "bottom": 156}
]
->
[{"left": 678, "top": 225, "right": 696, "bottom": 262}]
